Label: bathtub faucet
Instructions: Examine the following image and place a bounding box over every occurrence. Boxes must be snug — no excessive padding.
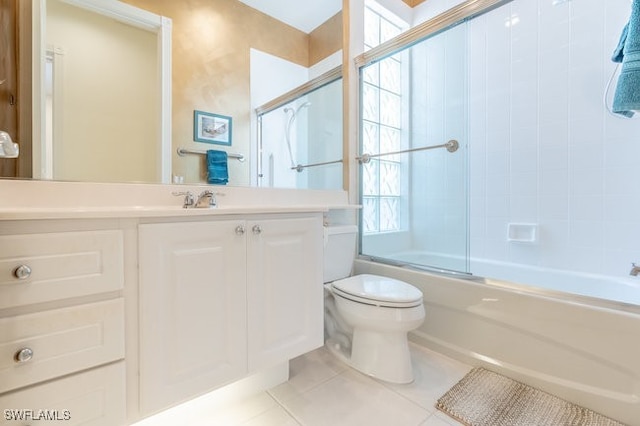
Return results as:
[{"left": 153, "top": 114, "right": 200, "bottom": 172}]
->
[{"left": 630, "top": 263, "right": 640, "bottom": 276}]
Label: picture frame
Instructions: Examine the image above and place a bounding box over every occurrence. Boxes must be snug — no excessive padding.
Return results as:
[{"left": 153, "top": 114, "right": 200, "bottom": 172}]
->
[{"left": 193, "top": 110, "right": 232, "bottom": 146}]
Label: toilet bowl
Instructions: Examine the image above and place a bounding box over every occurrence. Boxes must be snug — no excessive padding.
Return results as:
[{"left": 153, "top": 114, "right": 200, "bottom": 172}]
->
[
  {"left": 323, "top": 225, "right": 426, "bottom": 384},
  {"left": 325, "top": 274, "right": 425, "bottom": 383}
]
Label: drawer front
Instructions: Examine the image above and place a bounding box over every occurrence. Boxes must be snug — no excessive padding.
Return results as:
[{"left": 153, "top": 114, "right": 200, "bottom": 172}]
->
[
  {"left": 0, "top": 362, "right": 125, "bottom": 426},
  {"left": 0, "top": 299, "right": 124, "bottom": 394},
  {"left": 0, "top": 230, "right": 124, "bottom": 310}
]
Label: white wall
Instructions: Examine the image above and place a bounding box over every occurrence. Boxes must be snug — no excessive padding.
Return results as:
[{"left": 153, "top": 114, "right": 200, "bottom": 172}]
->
[
  {"left": 464, "top": 0, "right": 640, "bottom": 278},
  {"left": 249, "top": 49, "right": 308, "bottom": 187}
]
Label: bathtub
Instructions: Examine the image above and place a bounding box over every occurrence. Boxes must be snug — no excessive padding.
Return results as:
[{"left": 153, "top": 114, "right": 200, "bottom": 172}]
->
[
  {"left": 386, "top": 251, "right": 640, "bottom": 308},
  {"left": 354, "top": 258, "right": 640, "bottom": 426}
]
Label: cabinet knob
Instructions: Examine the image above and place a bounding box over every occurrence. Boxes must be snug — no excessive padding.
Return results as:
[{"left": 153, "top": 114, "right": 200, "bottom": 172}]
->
[
  {"left": 13, "top": 265, "right": 32, "bottom": 280},
  {"left": 14, "top": 347, "right": 34, "bottom": 363},
  {"left": 252, "top": 225, "right": 262, "bottom": 235},
  {"left": 235, "top": 225, "right": 245, "bottom": 235}
]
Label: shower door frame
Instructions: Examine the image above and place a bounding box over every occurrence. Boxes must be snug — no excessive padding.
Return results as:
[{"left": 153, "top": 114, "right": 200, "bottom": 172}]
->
[
  {"left": 355, "top": 0, "right": 513, "bottom": 277},
  {"left": 255, "top": 66, "right": 342, "bottom": 187}
]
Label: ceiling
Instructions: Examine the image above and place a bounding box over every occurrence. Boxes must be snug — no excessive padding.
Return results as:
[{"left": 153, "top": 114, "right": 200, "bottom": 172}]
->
[{"left": 237, "top": 0, "right": 342, "bottom": 33}]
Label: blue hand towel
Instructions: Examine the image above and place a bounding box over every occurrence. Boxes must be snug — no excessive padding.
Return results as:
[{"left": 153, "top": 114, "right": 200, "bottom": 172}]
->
[
  {"left": 613, "top": 0, "right": 640, "bottom": 117},
  {"left": 206, "top": 150, "right": 228, "bottom": 185},
  {"left": 612, "top": 24, "right": 628, "bottom": 63}
]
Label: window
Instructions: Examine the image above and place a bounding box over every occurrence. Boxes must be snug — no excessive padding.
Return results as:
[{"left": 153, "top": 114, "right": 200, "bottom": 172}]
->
[{"left": 361, "top": 5, "right": 405, "bottom": 233}]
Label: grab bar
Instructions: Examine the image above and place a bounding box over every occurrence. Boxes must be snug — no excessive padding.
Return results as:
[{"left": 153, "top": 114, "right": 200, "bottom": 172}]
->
[
  {"left": 356, "top": 139, "right": 459, "bottom": 164},
  {"left": 291, "top": 159, "right": 343, "bottom": 173},
  {"left": 177, "top": 147, "right": 245, "bottom": 162}
]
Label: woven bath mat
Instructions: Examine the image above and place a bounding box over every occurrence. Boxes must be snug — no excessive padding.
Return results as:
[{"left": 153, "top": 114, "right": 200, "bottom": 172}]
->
[{"left": 436, "top": 368, "right": 627, "bottom": 426}]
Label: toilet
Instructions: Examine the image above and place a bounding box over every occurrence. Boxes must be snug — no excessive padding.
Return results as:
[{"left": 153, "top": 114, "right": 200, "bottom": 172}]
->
[{"left": 323, "top": 225, "right": 425, "bottom": 384}]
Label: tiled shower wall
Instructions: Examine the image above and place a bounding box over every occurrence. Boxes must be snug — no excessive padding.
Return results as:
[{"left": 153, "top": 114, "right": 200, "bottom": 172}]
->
[
  {"left": 468, "top": 0, "right": 640, "bottom": 275},
  {"left": 466, "top": 0, "right": 640, "bottom": 277}
]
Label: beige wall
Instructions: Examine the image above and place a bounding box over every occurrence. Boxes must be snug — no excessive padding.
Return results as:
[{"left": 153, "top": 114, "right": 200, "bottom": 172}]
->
[
  {"left": 310, "top": 11, "right": 343, "bottom": 66},
  {"left": 124, "top": 0, "right": 316, "bottom": 186},
  {"left": 402, "top": 0, "right": 427, "bottom": 7},
  {"left": 47, "top": 0, "right": 159, "bottom": 183}
]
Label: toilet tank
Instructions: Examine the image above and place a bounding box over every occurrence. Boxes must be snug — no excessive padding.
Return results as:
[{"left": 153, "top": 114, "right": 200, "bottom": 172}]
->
[{"left": 323, "top": 225, "right": 358, "bottom": 283}]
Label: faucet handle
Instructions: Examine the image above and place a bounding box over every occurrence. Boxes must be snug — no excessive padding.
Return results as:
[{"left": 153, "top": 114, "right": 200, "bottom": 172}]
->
[
  {"left": 197, "top": 190, "right": 225, "bottom": 208},
  {"left": 172, "top": 191, "right": 195, "bottom": 208}
]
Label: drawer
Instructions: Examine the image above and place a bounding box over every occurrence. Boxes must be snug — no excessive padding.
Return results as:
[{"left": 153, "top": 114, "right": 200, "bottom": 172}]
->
[
  {"left": 0, "top": 361, "right": 125, "bottom": 426},
  {"left": 0, "top": 230, "right": 124, "bottom": 309},
  {"left": 0, "top": 299, "right": 124, "bottom": 394}
]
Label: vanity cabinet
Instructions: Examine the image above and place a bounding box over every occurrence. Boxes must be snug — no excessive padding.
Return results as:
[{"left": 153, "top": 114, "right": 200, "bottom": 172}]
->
[
  {"left": 246, "top": 217, "right": 323, "bottom": 371},
  {"left": 138, "top": 214, "right": 323, "bottom": 416},
  {"left": 138, "top": 219, "right": 248, "bottom": 415},
  {"left": 0, "top": 227, "right": 126, "bottom": 425}
]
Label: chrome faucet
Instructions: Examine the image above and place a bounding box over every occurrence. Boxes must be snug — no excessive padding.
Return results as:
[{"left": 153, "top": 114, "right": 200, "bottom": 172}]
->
[
  {"left": 630, "top": 263, "right": 640, "bottom": 277},
  {"left": 173, "top": 190, "right": 221, "bottom": 208},
  {"left": 172, "top": 191, "right": 195, "bottom": 208},
  {"left": 195, "top": 190, "right": 218, "bottom": 208}
]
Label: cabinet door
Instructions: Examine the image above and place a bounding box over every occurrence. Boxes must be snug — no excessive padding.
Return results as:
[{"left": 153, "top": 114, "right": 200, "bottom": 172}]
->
[
  {"left": 0, "top": 362, "right": 125, "bottom": 426},
  {"left": 138, "top": 221, "right": 247, "bottom": 416},
  {"left": 247, "top": 215, "right": 323, "bottom": 371}
]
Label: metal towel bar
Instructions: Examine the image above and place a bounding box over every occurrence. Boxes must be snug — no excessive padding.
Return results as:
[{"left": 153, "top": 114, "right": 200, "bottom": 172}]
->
[
  {"left": 290, "top": 159, "right": 343, "bottom": 173},
  {"left": 356, "top": 139, "right": 459, "bottom": 164},
  {"left": 177, "top": 147, "right": 245, "bottom": 162}
]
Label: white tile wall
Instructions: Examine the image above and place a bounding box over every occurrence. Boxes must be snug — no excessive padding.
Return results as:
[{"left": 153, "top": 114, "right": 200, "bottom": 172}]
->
[
  {"left": 464, "top": 0, "right": 640, "bottom": 278},
  {"left": 409, "top": 24, "right": 468, "bottom": 269},
  {"left": 367, "top": 0, "right": 640, "bottom": 282}
]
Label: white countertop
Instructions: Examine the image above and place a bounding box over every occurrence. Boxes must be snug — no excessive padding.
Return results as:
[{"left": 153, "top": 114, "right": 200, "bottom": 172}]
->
[
  {"left": 0, "top": 204, "right": 353, "bottom": 220},
  {"left": 0, "top": 180, "right": 359, "bottom": 220}
]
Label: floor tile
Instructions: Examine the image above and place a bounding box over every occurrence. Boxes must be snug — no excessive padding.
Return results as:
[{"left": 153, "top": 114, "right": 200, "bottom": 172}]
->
[
  {"left": 281, "top": 369, "right": 431, "bottom": 426},
  {"left": 420, "top": 411, "right": 462, "bottom": 426},
  {"left": 134, "top": 343, "right": 467, "bottom": 426},
  {"left": 380, "top": 344, "right": 471, "bottom": 411},
  {"left": 269, "top": 346, "right": 348, "bottom": 403},
  {"left": 241, "top": 405, "right": 301, "bottom": 426},
  {"left": 192, "top": 392, "right": 278, "bottom": 425}
]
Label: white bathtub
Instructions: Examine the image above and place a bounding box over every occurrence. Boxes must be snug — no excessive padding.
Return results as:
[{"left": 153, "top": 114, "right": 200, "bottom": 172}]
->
[
  {"left": 354, "top": 258, "right": 640, "bottom": 426},
  {"left": 386, "top": 251, "right": 640, "bottom": 307}
]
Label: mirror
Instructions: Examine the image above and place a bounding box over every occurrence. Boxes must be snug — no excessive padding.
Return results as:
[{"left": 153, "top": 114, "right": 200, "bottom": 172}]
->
[
  {"left": 36, "top": 0, "right": 171, "bottom": 183},
  {"left": 1, "top": 0, "right": 343, "bottom": 187}
]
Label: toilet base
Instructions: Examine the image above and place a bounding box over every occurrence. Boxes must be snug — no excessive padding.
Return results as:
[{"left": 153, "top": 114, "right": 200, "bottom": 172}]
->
[
  {"left": 351, "top": 329, "right": 414, "bottom": 384},
  {"left": 326, "top": 330, "right": 414, "bottom": 384}
]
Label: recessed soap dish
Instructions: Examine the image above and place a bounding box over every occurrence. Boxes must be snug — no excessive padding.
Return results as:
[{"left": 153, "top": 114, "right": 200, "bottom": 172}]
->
[{"left": 507, "top": 223, "right": 537, "bottom": 243}]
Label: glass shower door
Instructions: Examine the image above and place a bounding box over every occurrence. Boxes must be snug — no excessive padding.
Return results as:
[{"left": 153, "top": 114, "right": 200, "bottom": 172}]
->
[{"left": 359, "top": 23, "right": 469, "bottom": 274}]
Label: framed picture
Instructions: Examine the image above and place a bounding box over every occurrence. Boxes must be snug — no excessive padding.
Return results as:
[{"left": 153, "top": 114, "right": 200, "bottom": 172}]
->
[{"left": 193, "top": 110, "right": 232, "bottom": 146}]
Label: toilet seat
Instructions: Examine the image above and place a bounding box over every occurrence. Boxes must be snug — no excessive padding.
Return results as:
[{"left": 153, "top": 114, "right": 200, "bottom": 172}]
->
[{"left": 331, "top": 274, "right": 423, "bottom": 308}]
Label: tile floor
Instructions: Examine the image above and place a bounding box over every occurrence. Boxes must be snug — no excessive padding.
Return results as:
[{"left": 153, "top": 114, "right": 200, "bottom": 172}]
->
[{"left": 142, "top": 343, "right": 471, "bottom": 425}]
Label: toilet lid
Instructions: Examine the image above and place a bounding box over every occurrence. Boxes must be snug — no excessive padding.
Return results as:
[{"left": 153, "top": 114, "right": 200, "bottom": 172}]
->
[{"left": 331, "top": 274, "right": 423, "bottom": 308}]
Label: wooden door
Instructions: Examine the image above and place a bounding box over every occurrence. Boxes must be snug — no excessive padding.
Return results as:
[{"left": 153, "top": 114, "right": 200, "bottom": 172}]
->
[{"left": 0, "top": 0, "right": 17, "bottom": 177}]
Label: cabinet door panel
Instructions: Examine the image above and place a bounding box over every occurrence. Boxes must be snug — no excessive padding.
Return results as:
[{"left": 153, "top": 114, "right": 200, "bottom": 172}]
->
[
  {"left": 0, "top": 230, "right": 124, "bottom": 309},
  {"left": 138, "top": 221, "right": 247, "bottom": 416},
  {"left": 0, "top": 362, "right": 126, "bottom": 426},
  {"left": 0, "top": 299, "right": 124, "bottom": 394},
  {"left": 247, "top": 216, "right": 323, "bottom": 371}
]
